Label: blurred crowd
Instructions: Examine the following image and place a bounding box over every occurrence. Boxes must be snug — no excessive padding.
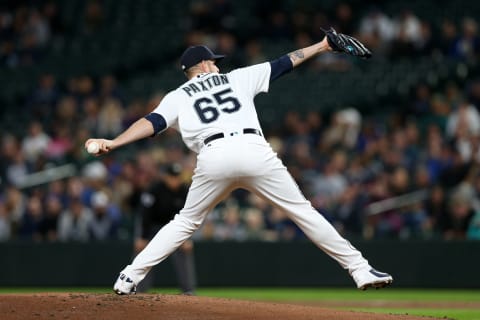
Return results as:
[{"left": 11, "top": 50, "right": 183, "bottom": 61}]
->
[
  {"left": 2, "top": 1, "right": 480, "bottom": 68},
  {"left": 1, "top": 0, "right": 480, "bottom": 243}
]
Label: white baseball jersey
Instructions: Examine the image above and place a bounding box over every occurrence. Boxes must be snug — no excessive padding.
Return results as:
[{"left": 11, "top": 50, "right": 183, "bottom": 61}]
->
[{"left": 150, "top": 63, "right": 270, "bottom": 153}]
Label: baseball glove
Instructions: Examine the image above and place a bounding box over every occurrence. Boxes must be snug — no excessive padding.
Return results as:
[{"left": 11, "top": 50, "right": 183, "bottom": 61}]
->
[{"left": 322, "top": 27, "right": 372, "bottom": 59}]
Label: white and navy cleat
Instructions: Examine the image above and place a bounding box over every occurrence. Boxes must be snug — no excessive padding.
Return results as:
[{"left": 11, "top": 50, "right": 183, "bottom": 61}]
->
[
  {"left": 113, "top": 273, "right": 137, "bottom": 295},
  {"left": 352, "top": 268, "right": 393, "bottom": 290}
]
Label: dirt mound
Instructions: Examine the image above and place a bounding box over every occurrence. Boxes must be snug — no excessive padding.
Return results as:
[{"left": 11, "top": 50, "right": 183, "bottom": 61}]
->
[{"left": 0, "top": 293, "right": 441, "bottom": 320}]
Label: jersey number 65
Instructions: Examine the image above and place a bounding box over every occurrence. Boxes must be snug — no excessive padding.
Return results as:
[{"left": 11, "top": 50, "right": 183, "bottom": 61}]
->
[{"left": 193, "top": 88, "right": 241, "bottom": 124}]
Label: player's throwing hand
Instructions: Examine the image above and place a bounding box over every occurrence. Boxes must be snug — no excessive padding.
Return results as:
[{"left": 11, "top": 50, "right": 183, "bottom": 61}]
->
[{"left": 85, "top": 139, "right": 113, "bottom": 156}]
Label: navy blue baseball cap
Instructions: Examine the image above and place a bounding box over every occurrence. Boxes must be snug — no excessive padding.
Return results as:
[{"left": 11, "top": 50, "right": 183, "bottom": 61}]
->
[{"left": 180, "top": 45, "right": 225, "bottom": 71}]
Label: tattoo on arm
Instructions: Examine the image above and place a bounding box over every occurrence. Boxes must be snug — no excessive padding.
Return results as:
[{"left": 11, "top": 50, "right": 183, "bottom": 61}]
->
[{"left": 288, "top": 49, "right": 305, "bottom": 62}]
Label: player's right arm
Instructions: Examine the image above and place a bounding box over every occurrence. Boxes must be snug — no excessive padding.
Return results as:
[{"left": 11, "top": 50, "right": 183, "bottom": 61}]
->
[
  {"left": 85, "top": 92, "right": 179, "bottom": 155},
  {"left": 85, "top": 118, "right": 155, "bottom": 155}
]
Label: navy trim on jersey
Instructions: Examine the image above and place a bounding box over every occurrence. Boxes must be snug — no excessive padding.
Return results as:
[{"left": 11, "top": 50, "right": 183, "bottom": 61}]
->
[
  {"left": 269, "top": 55, "right": 293, "bottom": 82},
  {"left": 145, "top": 113, "right": 167, "bottom": 135}
]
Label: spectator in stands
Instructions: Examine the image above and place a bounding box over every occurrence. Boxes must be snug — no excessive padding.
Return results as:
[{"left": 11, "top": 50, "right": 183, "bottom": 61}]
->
[
  {"left": 5, "top": 146, "right": 28, "bottom": 188},
  {"left": 425, "top": 124, "right": 448, "bottom": 183},
  {"left": 410, "top": 83, "right": 432, "bottom": 116},
  {"left": 214, "top": 31, "right": 244, "bottom": 70},
  {"left": 332, "top": 183, "right": 366, "bottom": 236},
  {"left": 40, "top": 194, "right": 61, "bottom": 241},
  {"left": 423, "top": 185, "right": 448, "bottom": 237},
  {"left": 244, "top": 39, "right": 266, "bottom": 65},
  {"left": 266, "top": 206, "right": 304, "bottom": 240},
  {"left": 446, "top": 99, "right": 480, "bottom": 139},
  {"left": 244, "top": 207, "right": 269, "bottom": 240},
  {"left": 416, "top": 21, "right": 434, "bottom": 55},
  {"left": 88, "top": 190, "right": 117, "bottom": 240},
  {"left": 358, "top": 7, "right": 396, "bottom": 55},
  {"left": 3, "top": 186, "right": 26, "bottom": 230},
  {"left": 1, "top": 135, "right": 18, "bottom": 184},
  {"left": 83, "top": 0, "right": 104, "bottom": 35},
  {"left": 467, "top": 78, "right": 480, "bottom": 108},
  {"left": 81, "top": 161, "right": 111, "bottom": 208},
  {"left": 55, "top": 95, "right": 78, "bottom": 128},
  {"left": 316, "top": 150, "right": 348, "bottom": 200},
  {"left": 0, "top": 200, "right": 11, "bottom": 241},
  {"left": 58, "top": 197, "right": 93, "bottom": 242},
  {"left": 467, "top": 210, "right": 480, "bottom": 239},
  {"left": 26, "top": 73, "right": 59, "bottom": 121},
  {"left": 442, "top": 187, "right": 476, "bottom": 240},
  {"left": 320, "top": 108, "right": 362, "bottom": 151},
  {"left": 333, "top": 3, "right": 355, "bottom": 35},
  {"left": 99, "top": 75, "right": 126, "bottom": 107},
  {"left": 21, "top": 121, "right": 51, "bottom": 165},
  {"left": 391, "top": 9, "right": 423, "bottom": 57},
  {"left": 44, "top": 124, "right": 73, "bottom": 161},
  {"left": 439, "top": 19, "right": 458, "bottom": 57},
  {"left": 42, "top": 1, "right": 64, "bottom": 38},
  {"left": 452, "top": 17, "right": 480, "bottom": 61},
  {"left": 446, "top": 99, "right": 480, "bottom": 162},
  {"left": 97, "top": 98, "right": 125, "bottom": 139},
  {"left": 264, "top": 10, "right": 292, "bottom": 40},
  {"left": 214, "top": 201, "right": 247, "bottom": 241},
  {"left": 81, "top": 97, "right": 100, "bottom": 135},
  {"left": 26, "top": 9, "right": 50, "bottom": 47},
  {"left": 18, "top": 194, "right": 44, "bottom": 241},
  {"left": 428, "top": 94, "right": 450, "bottom": 132}
]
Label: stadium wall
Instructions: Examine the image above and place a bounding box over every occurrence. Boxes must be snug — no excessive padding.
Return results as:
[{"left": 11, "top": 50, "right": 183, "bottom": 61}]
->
[{"left": 0, "top": 240, "right": 478, "bottom": 288}]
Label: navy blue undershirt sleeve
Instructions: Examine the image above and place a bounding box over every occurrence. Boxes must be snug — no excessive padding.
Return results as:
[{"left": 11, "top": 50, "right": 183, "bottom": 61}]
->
[
  {"left": 144, "top": 113, "right": 167, "bottom": 136},
  {"left": 269, "top": 55, "right": 293, "bottom": 82}
]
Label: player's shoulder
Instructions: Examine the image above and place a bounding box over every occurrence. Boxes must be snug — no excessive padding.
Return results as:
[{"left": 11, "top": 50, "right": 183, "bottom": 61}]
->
[
  {"left": 163, "top": 87, "right": 187, "bottom": 102},
  {"left": 228, "top": 62, "right": 270, "bottom": 78}
]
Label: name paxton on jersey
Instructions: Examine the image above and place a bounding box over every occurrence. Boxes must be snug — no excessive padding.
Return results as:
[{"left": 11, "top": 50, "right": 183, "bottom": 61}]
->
[{"left": 181, "top": 74, "right": 229, "bottom": 97}]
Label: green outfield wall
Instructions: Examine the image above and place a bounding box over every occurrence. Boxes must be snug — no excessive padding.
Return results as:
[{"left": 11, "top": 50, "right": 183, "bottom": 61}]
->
[{"left": 0, "top": 240, "right": 478, "bottom": 288}]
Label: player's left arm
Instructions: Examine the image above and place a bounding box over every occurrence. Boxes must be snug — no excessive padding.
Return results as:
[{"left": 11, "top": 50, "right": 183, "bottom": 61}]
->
[
  {"left": 268, "top": 36, "right": 331, "bottom": 82},
  {"left": 270, "top": 29, "right": 370, "bottom": 80},
  {"left": 287, "top": 36, "right": 332, "bottom": 68}
]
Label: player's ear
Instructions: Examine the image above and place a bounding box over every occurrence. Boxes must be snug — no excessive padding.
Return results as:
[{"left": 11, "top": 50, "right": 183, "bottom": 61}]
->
[{"left": 198, "top": 60, "right": 206, "bottom": 72}]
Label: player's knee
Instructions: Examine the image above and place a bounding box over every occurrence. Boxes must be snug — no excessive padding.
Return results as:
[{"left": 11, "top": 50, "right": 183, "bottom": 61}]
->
[{"left": 174, "top": 214, "right": 203, "bottom": 231}]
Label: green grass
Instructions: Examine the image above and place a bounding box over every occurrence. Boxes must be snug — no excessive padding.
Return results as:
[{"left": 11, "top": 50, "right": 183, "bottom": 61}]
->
[
  {"left": 168, "top": 288, "right": 480, "bottom": 320},
  {"left": 348, "top": 308, "right": 480, "bottom": 320},
  {"left": 178, "top": 287, "right": 480, "bottom": 302},
  {"left": 1, "top": 288, "right": 479, "bottom": 320}
]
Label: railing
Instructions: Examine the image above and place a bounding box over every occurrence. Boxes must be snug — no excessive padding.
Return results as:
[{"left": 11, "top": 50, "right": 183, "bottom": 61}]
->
[{"left": 14, "top": 164, "right": 77, "bottom": 189}]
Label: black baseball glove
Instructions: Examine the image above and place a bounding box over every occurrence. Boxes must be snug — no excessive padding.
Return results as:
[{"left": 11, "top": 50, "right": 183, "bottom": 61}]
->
[{"left": 322, "top": 27, "right": 372, "bottom": 59}]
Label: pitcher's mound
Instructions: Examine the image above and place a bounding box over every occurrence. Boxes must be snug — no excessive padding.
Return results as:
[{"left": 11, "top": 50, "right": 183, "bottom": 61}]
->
[{"left": 0, "top": 293, "right": 438, "bottom": 320}]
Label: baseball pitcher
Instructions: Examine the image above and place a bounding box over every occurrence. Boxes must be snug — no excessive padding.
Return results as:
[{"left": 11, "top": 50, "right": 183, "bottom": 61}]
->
[{"left": 85, "top": 28, "right": 392, "bottom": 294}]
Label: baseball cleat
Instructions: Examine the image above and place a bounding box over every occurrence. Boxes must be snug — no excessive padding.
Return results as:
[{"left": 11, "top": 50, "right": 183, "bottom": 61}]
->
[
  {"left": 113, "top": 273, "right": 137, "bottom": 295},
  {"left": 352, "top": 268, "right": 393, "bottom": 290}
]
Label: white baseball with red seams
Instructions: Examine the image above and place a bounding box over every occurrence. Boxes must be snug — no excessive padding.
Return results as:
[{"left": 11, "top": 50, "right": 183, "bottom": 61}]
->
[{"left": 115, "top": 62, "right": 385, "bottom": 290}]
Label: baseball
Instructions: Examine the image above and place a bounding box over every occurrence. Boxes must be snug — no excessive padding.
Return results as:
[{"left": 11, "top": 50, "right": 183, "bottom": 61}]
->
[{"left": 87, "top": 141, "right": 100, "bottom": 154}]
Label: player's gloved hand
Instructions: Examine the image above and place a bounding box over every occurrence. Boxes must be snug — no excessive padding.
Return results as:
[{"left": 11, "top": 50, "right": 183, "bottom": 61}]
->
[{"left": 321, "top": 27, "right": 372, "bottom": 59}]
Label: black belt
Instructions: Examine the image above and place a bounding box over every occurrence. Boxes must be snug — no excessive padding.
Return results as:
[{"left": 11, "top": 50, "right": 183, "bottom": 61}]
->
[{"left": 204, "top": 128, "right": 262, "bottom": 145}]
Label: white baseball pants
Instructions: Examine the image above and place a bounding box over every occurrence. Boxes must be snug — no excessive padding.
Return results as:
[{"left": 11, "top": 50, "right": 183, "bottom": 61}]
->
[{"left": 123, "top": 134, "right": 369, "bottom": 284}]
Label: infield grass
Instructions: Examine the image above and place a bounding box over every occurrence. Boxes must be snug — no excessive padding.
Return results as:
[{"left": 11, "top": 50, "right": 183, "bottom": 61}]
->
[
  {"left": 1, "top": 288, "right": 479, "bottom": 320},
  {"left": 161, "top": 288, "right": 480, "bottom": 320}
]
